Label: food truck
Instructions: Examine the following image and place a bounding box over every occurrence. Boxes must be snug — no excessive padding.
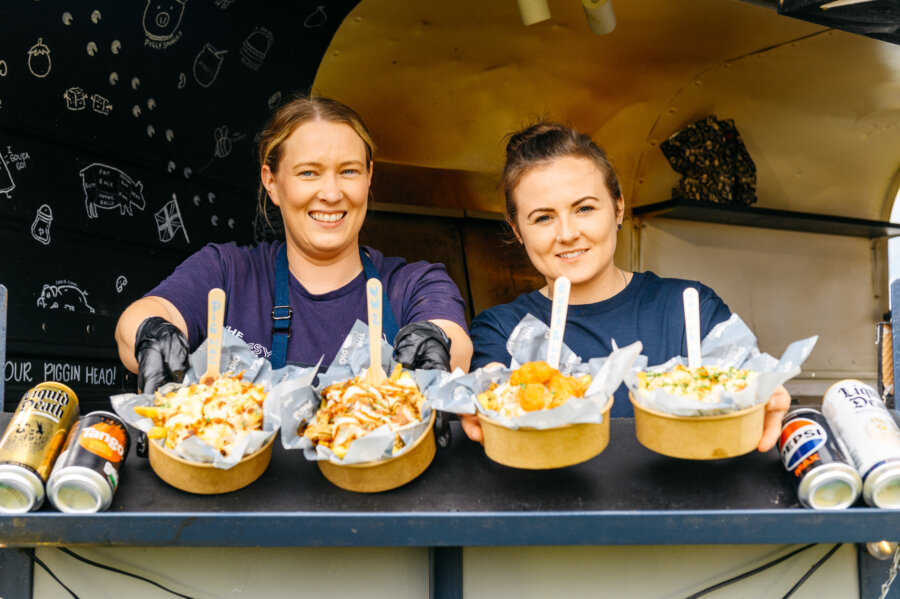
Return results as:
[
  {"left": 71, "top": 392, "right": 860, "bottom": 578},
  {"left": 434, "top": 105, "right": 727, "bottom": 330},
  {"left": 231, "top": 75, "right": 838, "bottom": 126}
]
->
[{"left": 2, "top": 0, "right": 900, "bottom": 597}]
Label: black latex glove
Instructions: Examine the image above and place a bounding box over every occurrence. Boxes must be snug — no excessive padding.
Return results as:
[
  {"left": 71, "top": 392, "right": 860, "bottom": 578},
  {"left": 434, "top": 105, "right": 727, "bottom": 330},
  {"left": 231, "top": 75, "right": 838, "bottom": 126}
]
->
[
  {"left": 393, "top": 321, "right": 453, "bottom": 449},
  {"left": 135, "top": 316, "right": 189, "bottom": 395}
]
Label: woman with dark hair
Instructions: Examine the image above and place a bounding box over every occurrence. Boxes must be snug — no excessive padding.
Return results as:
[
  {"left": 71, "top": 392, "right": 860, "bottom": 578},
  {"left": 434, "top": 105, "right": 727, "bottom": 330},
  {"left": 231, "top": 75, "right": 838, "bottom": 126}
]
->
[
  {"left": 462, "top": 121, "right": 789, "bottom": 451},
  {"left": 115, "top": 95, "right": 472, "bottom": 402}
]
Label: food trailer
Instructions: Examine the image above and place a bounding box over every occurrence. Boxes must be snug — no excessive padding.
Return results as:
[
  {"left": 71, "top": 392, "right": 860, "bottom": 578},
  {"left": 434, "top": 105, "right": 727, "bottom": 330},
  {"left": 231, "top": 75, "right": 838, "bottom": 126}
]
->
[{"left": 2, "top": 1, "right": 900, "bottom": 597}]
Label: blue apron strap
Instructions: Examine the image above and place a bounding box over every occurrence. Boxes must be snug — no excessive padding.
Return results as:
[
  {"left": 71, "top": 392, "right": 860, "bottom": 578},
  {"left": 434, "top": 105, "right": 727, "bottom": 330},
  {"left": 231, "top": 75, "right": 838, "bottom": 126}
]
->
[
  {"left": 270, "top": 243, "right": 291, "bottom": 369},
  {"left": 359, "top": 247, "right": 399, "bottom": 344}
]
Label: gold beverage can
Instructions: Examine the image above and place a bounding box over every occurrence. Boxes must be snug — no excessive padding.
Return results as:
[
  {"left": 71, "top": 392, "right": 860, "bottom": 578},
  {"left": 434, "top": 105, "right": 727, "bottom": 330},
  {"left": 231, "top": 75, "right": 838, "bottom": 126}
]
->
[{"left": 0, "top": 382, "right": 80, "bottom": 513}]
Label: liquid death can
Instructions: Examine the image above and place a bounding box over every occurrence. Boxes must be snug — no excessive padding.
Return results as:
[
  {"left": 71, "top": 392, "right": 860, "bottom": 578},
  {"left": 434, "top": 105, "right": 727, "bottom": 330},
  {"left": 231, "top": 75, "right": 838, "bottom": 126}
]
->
[
  {"left": 47, "top": 411, "right": 130, "bottom": 513},
  {"left": 822, "top": 379, "right": 900, "bottom": 508},
  {"left": 778, "top": 408, "right": 861, "bottom": 509},
  {"left": 0, "top": 382, "right": 80, "bottom": 513}
]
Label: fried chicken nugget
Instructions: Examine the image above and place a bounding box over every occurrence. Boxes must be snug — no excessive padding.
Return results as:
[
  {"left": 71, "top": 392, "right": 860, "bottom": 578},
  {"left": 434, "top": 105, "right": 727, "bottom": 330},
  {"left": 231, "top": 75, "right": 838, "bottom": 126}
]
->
[
  {"left": 519, "top": 383, "right": 549, "bottom": 412},
  {"left": 509, "top": 361, "right": 555, "bottom": 386}
]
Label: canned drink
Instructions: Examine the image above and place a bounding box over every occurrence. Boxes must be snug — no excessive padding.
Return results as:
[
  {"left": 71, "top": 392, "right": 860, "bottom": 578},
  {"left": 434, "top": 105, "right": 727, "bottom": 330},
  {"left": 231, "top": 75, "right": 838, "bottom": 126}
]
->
[
  {"left": 47, "top": 411, "right": 130, "bottom": 513},
  {"left": 778, "top": 407, "right": 861, "bottom": 509},
  {"left": 822, "top": 379, "right": 900, "bottom": 509},
  {"left": 0, "top": 382, "right": 80, "bottom": 513}
]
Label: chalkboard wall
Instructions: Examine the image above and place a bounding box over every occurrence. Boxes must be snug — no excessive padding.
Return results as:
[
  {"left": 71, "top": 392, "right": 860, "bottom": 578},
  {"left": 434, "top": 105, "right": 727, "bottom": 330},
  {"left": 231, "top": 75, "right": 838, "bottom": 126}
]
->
[{"left": 0, "top": 1, "right": 360, "bottom": 410}]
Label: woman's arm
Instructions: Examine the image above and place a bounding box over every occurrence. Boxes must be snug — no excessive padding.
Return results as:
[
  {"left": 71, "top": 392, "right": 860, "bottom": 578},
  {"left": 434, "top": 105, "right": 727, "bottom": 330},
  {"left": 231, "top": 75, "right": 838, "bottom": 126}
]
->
[
  {"left": 115, "top": 296, "right": 188, "bottom": 373},
  {"left": 429, "top": 318, "right": 472, "bottom": 372}
]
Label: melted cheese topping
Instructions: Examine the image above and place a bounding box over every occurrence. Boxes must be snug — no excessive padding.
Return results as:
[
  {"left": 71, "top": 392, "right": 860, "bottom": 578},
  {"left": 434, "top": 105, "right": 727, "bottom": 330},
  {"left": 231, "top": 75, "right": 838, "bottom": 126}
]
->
[{"left": 637, "top": 364, "right": 754, "bottom": 401}]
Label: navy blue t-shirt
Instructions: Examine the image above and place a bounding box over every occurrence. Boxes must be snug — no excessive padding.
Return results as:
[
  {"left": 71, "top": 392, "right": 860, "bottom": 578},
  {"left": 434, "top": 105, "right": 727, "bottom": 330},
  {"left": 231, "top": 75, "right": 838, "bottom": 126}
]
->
[{"left": 470, "top": 271, "right": 731, "bottom": 417}]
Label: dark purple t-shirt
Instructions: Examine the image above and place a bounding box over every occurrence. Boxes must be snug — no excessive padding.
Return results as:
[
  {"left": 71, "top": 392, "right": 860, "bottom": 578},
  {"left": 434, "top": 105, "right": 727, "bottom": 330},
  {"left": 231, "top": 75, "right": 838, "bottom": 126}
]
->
[{"left": 146, "top": 242, "right": 468, "bottom": 367}]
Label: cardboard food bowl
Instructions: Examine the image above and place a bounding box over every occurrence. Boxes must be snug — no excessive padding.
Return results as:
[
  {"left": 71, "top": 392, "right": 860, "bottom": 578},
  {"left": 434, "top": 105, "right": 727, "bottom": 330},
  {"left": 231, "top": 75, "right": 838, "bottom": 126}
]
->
[
  {"left": 148, "top": 433, "right": 276, "bottom": 494},
  {"left": 630, "top": 393, "right": 765, "bottom": 459},
  {"left": 477, "top": 396, "right": 614, "bottom": 470},
  {"left": 317, "top": 411, "right": 437, "bottom": 493}
]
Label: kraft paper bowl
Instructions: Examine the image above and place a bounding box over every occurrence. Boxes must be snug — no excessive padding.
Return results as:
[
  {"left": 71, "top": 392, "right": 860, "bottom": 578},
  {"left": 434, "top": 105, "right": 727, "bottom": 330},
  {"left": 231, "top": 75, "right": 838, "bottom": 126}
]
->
[
  {"left": 148, "top": 433, "right": 275, "bottom": 494},
  {"left": 477, "top": 396, "right": 614, "bottom": 470},
  {"left": 630, "top": 393, "right": 765, "bottom": 459},
  {"left": 317, "top": 411, "right": 437, "bottom": 493}
]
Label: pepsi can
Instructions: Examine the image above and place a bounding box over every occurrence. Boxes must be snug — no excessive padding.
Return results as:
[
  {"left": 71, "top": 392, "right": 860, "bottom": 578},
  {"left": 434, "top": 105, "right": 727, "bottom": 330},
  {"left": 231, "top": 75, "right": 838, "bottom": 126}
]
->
[{"left": 779, "top": 407, "right": 861, "bottom": 510}]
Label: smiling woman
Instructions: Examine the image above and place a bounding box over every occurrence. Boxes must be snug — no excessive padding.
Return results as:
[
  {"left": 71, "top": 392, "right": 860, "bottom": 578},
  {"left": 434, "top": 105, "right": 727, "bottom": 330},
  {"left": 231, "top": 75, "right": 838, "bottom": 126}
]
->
[
  {"left": 463, "top": 122, "right": 790, "bottom": 451},
  {"left": 114, "top": 95, "right": 472, "bottom": 399}
]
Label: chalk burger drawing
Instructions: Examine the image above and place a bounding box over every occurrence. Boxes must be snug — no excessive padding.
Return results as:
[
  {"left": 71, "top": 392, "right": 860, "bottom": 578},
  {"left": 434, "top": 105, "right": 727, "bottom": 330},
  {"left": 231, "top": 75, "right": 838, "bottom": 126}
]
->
[
  {"left": 80, "top": 163, "right": 146, "bottom": 219},
  {"left": 37, "top": 281, "right": 96, "bottom": 314}
]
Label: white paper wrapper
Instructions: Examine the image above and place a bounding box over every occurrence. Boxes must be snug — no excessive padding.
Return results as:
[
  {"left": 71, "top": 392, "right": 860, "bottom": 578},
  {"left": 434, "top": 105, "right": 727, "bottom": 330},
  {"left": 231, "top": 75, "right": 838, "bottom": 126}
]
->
[
  {"left": 111, "top": 331, "right": 316, "bottom": 469},
  {"left": 280, "top": 320, "right": 443, "bottom": 465},
  {"left": 625, "top": 313, "right": 818, "bottom": 416},
  {"left": 431, "top": 313, "right": 642, "bottom": 430}
]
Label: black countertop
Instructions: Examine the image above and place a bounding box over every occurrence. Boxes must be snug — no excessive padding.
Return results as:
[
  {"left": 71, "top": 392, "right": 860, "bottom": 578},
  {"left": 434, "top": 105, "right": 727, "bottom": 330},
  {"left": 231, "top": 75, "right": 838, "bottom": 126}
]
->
[{"left": 2, "top": 413, "right": 898, "bottom": 547}]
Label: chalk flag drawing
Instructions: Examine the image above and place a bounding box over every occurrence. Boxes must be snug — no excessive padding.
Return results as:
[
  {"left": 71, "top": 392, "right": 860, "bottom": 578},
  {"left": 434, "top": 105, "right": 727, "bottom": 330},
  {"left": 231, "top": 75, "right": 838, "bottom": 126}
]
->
[
  {"left": 194, "top": 44, "right": 226, "bottom": 88},
  {"left": 155, "top": 196, "right": 189, "bottom": 243},
  {"left": 31, "top": 204, "right": 53, "bottom": 245},
  {"left": 0, "top": 153, "right": 15, "bottom": 197},
  {"left": 91, "top": 93, "right": 112, "bottom": 115},
  {"left": 240, "top": 27, "right": 273, "bottom": 71},
  {"left": 27, "top": 38, "right": 51, "bottom": 78},
  {"left": 37, "top": 281, "right": 95, "bottom": 314},
  {"left": 143, "top": 0, "right": 185, "bottom": 49},
  {"left": 80, "top": 163, "right": 146, "bottom": 219},
  {"left": 115, "top": 276, "right": 128, "bottom": 293},
  {"left": 304, "top": 6, "right": 327, "bottom": 28},
  {"left": 64, "top": 87, "right": 87, "bottom": 110}
]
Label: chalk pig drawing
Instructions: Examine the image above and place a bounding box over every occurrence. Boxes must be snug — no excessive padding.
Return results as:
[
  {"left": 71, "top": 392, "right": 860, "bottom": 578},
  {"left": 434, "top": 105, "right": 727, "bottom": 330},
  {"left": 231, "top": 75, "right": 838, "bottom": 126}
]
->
[
  {"left": 37, "top": 281, "right": 96, "bottom": 314},
  {"left": 143, "top": 0, "right": 186, "bottom": 42},
  {"left": 80, "top": 163, "right": 146, "bottom": 219}
]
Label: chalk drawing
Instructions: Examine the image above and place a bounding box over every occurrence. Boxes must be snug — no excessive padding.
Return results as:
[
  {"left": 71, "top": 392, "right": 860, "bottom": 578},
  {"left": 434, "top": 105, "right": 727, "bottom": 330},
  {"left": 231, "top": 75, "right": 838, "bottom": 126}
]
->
[
  {"left": 240, "top": 27, "right": 273, "bottom": 71},
  {"left": 0, "top": 153, "right": 16, "bottom": 198},
  {"left": 91, "top": 10, "right": 102, "bottom": 24},
  {"left": 177, "top": 72, "right": 186, "bottom": 88},
  {"left": 115, "top": 276, "right": 128, "bottom": 293},
  {"left": 31, "top": 204, "right": 52, "bottom": 245},
  {"left": 132, "top": 105, "right": 141, "bottom": 117},
  {"left": 214, "top": 126, "right": 232, "bottom": 158},
  {"left": 183, "top": 167, "right": 192, "bottom": 178},
  {"left": 208, "top": 192, "right": 215, "bottom": 204},
  {"left": 147, "top": 98, "right": 156, "bottom": 110},
  {"left": 193, "top": 194, "right": 200, "bottom": 206},
  {"left": 193, "top": 44, "right": 226, "bottom": 88},
  {"left": 91, "top": 93, "right": 112, "bottom": 115},
  {"left": 304, "top": 6, "right": 327, "bottom": 28},
  {"left": 143, "top": 0, "right": 185, "bottom": 49},
  {"left": 86, "top": 41, "right": 98, "bottom": 56},
  {"left": 227, "top": 218, "right": 234, "bottom": 229},
  {"left": 109, "top": 72, "right": 118, "bottom": 85},
  {"left": 215, "top": 0, "right": 237, "bottom": 8},
  {"left": 211, "top": 215, "right": 219, "bottom": 226},
  {"left": 146, "top": 125, "right": 155, "bottom": 137},
  {"left": 167, "top": 161, "right": 176, "bottom": 173},
  {"left": 267, "top": 91, "right": 282, "bottom": 110},
  {"left": 165, "top": 129, "right": 174, "bottom": 142},
  {"left": 64, "top": 87, "right": 87, "bottom": 111},
  {"left": 155, "top": 195, "right": 190, "bottom": 243},
  {"left": 80, "top": 163, "right": 146, "bottom": 219},
  {"left": 111, "top": 40, "right": 121, "bottom": 54},
  {"left": 5, "top": 146, "right": 31, "bottom": 172},
  {"left": 0, "top": 61, "right": 6, "bottom": 77},
  {"left": 131, "top": 77, "right": 140, "bottom": 90},
  {"left": 27, "top": 38, "right": 51, "bottom": 78},
  {"left": 62, "top": 12, "right": 73, "bottom": 25},
  {"left": 37, "top": 281, "right": 95, "bottom": 314}
]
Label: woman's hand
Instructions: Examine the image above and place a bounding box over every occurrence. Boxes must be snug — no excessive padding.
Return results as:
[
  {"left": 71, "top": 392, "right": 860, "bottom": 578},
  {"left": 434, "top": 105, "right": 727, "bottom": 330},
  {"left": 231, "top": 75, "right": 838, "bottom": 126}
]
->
[
  {"left": 758, "top": 385, "right": 791, "bottom": 452},
  {"left": 458, "top": 361, "right": 505, "bottom": 444}
]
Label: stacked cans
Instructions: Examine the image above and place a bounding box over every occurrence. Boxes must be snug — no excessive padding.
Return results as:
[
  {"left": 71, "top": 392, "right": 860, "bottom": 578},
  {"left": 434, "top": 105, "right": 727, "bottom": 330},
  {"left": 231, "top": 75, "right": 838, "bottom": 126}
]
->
[
  {"left": 0, "top": 382, "right": 130, "bottom": 513},
  {"left": 780, "top": 379, "right": 900, "bottom": 510}
]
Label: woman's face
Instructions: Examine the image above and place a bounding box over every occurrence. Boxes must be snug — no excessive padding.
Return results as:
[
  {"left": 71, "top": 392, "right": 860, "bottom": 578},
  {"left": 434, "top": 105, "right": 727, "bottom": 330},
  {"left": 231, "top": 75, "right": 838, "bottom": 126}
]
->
[
  {"left": 261, "top": 120, "right": 372, "bottom": 261},
  {"left": 512, "top": 155, "right": 624, "bottom": 293}
]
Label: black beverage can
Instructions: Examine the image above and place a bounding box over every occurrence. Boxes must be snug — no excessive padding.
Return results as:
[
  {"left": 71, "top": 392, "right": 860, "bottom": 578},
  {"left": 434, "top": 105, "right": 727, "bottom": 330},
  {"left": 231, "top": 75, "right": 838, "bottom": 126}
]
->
[
  {"left": 778, "top": 407, "right": 861, "bottom": 510},
  {"left": 0, "top": 382, "right": 80, "bottom": 513},
  {"left": 46, "top": 411, "right": 130, "bottom": 513}
]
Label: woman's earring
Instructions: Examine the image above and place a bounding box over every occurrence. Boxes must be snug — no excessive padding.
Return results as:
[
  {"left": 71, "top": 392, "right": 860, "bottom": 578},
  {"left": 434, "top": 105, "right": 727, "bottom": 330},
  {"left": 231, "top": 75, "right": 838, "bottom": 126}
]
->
[{"left": 617, "top": 223, "right": 622, "bottom": 230}]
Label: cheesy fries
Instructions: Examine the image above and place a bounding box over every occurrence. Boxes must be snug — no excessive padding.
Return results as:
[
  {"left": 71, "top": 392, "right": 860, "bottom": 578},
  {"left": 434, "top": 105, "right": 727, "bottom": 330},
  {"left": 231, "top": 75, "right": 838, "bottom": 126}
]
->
[
  {"left": 135, "top": 373, "right": 267, "bottom": 458},
  {"left": 302, "top": 365, "right": 426, "bottom": 459},
  {"left": 636, "top": 364, "right": 754, "bottom": 401},
  {"left": 477, "top": 361, "right": 592, "bottom": 418}
]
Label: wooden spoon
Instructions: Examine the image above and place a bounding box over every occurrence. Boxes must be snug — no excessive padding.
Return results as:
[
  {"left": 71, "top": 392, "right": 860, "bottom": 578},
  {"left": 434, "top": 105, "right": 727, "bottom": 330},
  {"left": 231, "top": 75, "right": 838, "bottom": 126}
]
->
[
  {"left": 546, "top": 276, "right": 571, "bottom": 370},
  {"left": 365, "top": 278, "right": 387, "bottom": 385},
  {"left": 202, "top": 288, "right": 226, "bottom": 385},
  {"left": 683, "top": 287, "right": 701, "bottom": 369}
]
